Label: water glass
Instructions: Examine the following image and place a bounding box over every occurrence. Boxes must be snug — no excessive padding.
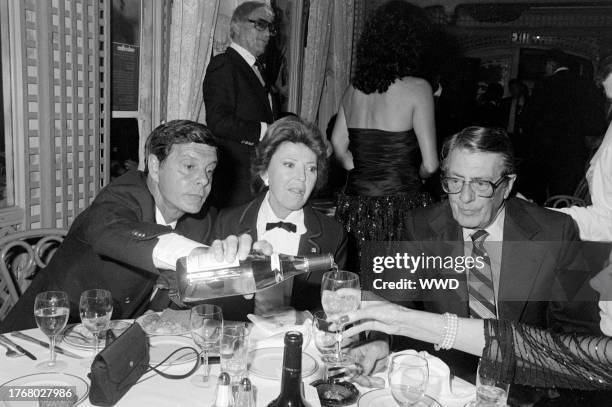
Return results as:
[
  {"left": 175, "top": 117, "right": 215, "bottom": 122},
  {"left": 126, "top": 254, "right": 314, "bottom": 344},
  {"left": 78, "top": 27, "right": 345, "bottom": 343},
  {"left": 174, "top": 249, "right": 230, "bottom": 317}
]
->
[
  {"left": 34, "top": 291, "right": 70, "bottom": 370},
  {"left": 388, "top": 354, "right": 429, "bottom": 407},
  {"left": 220, "top": 325, "right": 250, "bottom": 384},
  {"left": 474, "top": 360, "right": 509, "bottom": 406},
  {"left": 79, "top": 289, "right": 113, "bottom": 357},
  {"left": 190, "top": 304, "right": 223, "bottom": 387},
  {"left": 320, "top": 270, "right": 360, "bottom": 359}
]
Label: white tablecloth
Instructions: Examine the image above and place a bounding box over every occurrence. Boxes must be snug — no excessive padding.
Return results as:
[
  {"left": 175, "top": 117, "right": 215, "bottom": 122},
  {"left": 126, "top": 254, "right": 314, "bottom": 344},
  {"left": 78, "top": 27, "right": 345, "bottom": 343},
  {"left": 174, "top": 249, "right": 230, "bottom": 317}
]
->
[
  {"left": 0, "top": 325, "right": 475, "bottom": 406},
  {"left": 0, "top": 325, "right": 325, "bottom": 407}
]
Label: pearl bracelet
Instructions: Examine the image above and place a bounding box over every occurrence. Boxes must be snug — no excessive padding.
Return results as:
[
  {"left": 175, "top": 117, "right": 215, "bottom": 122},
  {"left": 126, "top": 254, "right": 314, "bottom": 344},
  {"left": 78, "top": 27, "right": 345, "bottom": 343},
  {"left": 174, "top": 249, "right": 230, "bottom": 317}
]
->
[{"left": 434, "top": 312, "right": 458, "bottom": 351}]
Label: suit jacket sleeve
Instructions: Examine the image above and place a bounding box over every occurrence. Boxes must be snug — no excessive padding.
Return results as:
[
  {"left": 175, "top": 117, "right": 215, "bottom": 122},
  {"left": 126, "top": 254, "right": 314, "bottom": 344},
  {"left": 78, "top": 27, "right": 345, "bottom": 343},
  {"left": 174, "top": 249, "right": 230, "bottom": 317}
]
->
[
  {"left": 79, "top": 187, "right": 172, "bottom": 275},
  {"left": 203, "top": 55, "right": 262, "bottom": 145},
  {"left": 546, "top": 215, "right": 601, "bottom": 334},
  {"left": 334, "top": 228, "right": 348, "bottom": 270}
]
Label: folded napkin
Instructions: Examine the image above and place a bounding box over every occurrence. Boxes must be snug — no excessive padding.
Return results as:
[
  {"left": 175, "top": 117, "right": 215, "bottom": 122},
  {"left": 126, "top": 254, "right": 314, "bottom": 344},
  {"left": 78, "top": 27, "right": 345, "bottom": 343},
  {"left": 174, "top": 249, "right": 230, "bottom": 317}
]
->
[
  {"left": 248, "top": 309, "right": 313, "bottom": 348},
  {"left": 392, "top": 350, "right": 475, "bottom": 407}
]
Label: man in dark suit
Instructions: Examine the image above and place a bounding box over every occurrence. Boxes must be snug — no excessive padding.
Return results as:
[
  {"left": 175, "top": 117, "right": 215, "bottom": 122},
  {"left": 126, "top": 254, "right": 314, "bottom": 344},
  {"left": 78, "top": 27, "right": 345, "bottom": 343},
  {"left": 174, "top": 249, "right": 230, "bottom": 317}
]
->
[
  {"left": 203, "top": 1, "right": 279, "bottom": 208},
  {"left": 351, "top": 127, "right": 598, "bottom": 403},
  {"left": 520, "top": 49, "right": 606, "bottom": 204},
  {"left": 0, "top": 120, "right": 268, "bottom": 333}
]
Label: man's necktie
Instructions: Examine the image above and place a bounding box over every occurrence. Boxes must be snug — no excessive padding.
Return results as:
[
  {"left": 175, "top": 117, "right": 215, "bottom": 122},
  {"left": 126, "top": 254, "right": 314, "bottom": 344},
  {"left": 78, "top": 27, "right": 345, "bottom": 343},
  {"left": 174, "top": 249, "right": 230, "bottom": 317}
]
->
[
  {"left": 468, "top": 230, "right": 497, "bottom": 319},
  {"left": 253, "top": 60, "right": 268, "bottom": 90},
  {"left": 266, "top": 221, "right": 297, "bottom": 233}
]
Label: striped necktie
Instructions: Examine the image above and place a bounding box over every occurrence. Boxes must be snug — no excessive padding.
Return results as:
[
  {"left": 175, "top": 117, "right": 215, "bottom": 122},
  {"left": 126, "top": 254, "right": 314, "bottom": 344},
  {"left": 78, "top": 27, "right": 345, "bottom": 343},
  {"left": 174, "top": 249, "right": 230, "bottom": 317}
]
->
[{"left": 468, "top": 229, "right": 497, "bottom": 319}]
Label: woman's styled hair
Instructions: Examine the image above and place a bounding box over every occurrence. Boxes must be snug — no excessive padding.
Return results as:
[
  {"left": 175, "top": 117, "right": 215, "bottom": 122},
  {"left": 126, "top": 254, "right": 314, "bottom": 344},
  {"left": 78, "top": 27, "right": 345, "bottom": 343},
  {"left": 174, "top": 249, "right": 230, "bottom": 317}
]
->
[
  {"left": 352, "top": 0, "right": 432, "bottom": 94},
  {"left": 251, "top": 116, "right": 328, "bottom": 193}
]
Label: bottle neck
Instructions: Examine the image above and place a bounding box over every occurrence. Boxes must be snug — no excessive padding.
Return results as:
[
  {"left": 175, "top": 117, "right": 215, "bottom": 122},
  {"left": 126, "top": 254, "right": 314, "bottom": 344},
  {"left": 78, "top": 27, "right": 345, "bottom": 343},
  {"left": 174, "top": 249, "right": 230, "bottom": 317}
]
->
[{"left": 278, "top": 343, "right": 303, "bottom": 398}]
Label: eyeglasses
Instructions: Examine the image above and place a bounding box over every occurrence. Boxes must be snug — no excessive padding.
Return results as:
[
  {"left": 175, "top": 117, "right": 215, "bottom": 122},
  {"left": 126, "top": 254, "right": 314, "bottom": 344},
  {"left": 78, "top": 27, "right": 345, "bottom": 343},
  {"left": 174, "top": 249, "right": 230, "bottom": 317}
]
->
[
  {"left": 441, "top": 176, "right": 509, "bottom": 198},
  {"left": 247, "top": 19, "right": 277, "bottom": 36}
]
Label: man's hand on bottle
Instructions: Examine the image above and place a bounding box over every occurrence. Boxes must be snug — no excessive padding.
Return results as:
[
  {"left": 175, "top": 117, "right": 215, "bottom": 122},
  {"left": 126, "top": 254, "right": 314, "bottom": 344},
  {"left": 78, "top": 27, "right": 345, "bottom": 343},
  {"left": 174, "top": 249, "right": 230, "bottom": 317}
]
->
[
  {"left": 188, "top": 235, "right": 273, "bottom": 300},
  {"left": 189, "top": 234, "right": 273, "bottom": 263}
]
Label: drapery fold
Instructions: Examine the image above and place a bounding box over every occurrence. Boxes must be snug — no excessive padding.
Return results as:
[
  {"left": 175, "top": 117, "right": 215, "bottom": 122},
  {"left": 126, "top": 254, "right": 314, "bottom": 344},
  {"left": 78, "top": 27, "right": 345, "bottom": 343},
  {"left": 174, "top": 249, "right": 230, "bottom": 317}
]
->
[{"left": 166, "top": 0, "right": 220, "bottom": 123}]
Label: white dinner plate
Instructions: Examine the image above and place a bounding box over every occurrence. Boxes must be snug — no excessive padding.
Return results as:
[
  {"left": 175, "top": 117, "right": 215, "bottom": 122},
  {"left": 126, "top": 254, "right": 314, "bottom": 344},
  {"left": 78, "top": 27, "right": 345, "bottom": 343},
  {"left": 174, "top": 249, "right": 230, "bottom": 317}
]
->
[
  {"left": 149, "top": 335, "right": 198, "bottom": 366},
  {"left": 358, "top": 389, "right": 441, "bottom": 407},
  {"left": 0, "top": 372, "right": 89, "bottom": 406},
  {"left": 248, "top": 347, "right": 318, "bottom": 379},
  {"left": 62, "top": 320, "right": 131, "bottom": 350}
]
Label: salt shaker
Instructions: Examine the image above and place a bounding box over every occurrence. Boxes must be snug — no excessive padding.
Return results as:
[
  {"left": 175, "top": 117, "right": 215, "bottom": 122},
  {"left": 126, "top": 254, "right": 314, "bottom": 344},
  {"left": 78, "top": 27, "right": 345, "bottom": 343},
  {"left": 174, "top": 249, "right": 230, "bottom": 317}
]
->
[
  {"left": 235, "top": 378, "right": 255, "bottom": 407},
  {"left": 212, "top": 372, "right": 233, "bottom": 407}
]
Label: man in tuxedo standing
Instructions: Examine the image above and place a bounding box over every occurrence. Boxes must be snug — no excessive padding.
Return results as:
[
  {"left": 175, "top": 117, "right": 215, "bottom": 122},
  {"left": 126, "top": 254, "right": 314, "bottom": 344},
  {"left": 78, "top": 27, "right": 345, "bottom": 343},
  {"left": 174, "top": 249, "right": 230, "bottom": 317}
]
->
[
  {"left": 520, "top": 49, "right": 606, "bottom": 204},
  {"left": 203, "top": 1, "right": 279, "bottom": 208}
]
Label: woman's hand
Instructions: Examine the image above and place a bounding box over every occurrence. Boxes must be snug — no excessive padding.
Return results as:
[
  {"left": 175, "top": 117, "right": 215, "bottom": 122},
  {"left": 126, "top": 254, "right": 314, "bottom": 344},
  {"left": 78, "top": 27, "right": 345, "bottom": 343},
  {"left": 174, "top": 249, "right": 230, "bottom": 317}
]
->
[
  {"left": 347, "top": 340, "right": 389, "bottom": 388},
  {"left": 338, "top": 301, "right": 411, "bottom": 338}
]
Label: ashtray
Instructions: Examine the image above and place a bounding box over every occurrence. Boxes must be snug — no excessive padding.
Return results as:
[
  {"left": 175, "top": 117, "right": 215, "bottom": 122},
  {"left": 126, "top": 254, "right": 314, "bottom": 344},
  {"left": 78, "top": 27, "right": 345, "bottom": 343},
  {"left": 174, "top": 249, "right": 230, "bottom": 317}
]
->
[{"left": 310, "top": 379, "right": 360, "bottom": 407}]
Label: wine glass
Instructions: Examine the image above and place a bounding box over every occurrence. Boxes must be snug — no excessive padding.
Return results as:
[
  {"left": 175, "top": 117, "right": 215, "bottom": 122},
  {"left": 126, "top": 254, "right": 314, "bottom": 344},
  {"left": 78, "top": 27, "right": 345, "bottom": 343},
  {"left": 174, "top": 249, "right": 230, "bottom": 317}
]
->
[
  {"left": 312, "top": 310, "right": 337, "bottom": 356},
  {"left": 190, "top": 304, "right": 223, "bottom": 387},
  {"left": 388, "top": 354, "right": 429, "bottom": 406},
  {"left": 34, "top": 291, "right": 70, "bottom": 370},
  {"left": 320, "top": 270, "right": 360, "bottom": 360},
  {"left": 79, "top": 289, "right": 113, "bottom": 357}
]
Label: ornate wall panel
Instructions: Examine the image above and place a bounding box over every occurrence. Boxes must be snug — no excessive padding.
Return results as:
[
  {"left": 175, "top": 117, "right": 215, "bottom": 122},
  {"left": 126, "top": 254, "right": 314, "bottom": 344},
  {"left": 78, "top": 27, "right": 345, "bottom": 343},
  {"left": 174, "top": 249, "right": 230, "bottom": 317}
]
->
[{"left": 16, "top": 0, "right": 110, "bottom": 230}]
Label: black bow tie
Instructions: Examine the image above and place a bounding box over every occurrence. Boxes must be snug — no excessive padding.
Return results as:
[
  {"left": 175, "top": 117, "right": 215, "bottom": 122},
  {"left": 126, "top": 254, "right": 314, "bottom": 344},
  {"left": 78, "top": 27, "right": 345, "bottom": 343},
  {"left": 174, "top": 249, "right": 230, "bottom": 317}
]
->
[{"left": 266, "top": 221, "right": 297, "bottom": 233}]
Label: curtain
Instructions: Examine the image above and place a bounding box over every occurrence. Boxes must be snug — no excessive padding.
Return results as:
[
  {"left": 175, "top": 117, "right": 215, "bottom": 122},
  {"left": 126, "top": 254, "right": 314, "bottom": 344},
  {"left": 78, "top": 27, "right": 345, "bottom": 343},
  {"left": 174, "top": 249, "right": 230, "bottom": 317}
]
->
[
  {"left": 299, "top": 1, "right": 333, "bottom": 122},
  {"left": 166, "top": 0, "right": 220, "bottom": 123},
  {"left": 317, "top": 0, "right": 355, "bottom": 132}
]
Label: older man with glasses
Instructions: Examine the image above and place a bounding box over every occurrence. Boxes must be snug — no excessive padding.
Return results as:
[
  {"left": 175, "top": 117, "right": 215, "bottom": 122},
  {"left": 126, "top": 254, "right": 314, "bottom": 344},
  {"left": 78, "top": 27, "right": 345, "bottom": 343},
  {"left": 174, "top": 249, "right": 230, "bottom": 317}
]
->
[
  {"left": 351, "top": 127, "right": 600, "bottom": 403},
  {"left": 203, "top": 1, "right": 280, "bottom": 209}
]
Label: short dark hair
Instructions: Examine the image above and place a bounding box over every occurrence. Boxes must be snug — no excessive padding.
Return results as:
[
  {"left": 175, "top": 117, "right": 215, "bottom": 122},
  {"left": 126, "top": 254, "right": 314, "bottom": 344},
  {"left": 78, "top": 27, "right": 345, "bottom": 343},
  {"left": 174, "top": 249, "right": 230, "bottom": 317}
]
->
[
  {"left": 145, "top": 120, "right": 217, "bottom": 172},
  {"left": 353, "top": 0, "right": 432, "bottom": 94},
  {"left": 441, "top": 126, "right": 516, "bottom": 176},
  {"left": 230, "top": 1, "right": 274, "bottom": 39},
  {"left": 596, "top": 55, "right": 612, "bottom": 85},
  {"left": 251, "top": 116, "right": 328, "bottom": 193}
]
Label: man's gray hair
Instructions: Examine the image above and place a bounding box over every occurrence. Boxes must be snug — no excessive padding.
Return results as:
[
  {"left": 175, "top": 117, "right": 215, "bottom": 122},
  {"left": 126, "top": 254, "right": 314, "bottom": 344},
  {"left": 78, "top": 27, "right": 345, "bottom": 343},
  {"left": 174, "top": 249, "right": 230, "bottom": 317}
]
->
[
  {"left": 441, "top": 126, "right": 516, "bottom": 176},
  {"left": 230, "top": 1, "right": 274, "bottom": 40}
]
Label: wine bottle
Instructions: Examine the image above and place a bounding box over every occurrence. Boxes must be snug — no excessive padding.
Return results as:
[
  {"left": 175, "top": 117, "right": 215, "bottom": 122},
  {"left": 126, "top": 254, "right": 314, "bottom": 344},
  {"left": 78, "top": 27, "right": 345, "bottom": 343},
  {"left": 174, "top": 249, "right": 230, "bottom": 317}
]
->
[
  {"left": 267, "top": 331, "right": 309, "bottom": 407},
  {"left": 176, "top": 252, "right": 334, "bottom": 302}
]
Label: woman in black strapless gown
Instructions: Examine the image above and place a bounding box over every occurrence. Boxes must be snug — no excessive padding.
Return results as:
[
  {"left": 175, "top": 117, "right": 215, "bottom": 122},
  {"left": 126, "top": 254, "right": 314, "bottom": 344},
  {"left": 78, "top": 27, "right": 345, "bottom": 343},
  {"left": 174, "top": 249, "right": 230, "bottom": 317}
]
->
[{"left": 332, "top": 1, "right": 438, "bottom": 250}]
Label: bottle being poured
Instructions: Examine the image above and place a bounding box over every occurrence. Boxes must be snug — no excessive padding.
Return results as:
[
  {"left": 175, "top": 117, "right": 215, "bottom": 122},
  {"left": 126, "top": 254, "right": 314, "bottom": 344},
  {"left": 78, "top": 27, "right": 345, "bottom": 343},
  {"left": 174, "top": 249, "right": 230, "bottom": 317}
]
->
[{"left": 176, "top": 252, "right": 335, "bottom": 303}]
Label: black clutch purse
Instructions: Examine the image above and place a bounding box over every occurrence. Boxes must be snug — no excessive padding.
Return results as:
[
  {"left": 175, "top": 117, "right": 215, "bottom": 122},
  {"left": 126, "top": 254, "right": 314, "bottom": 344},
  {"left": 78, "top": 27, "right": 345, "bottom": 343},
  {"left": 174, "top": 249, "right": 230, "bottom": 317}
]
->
[{"left": 88, "top": 323, "right": 199, "bottom": 406}]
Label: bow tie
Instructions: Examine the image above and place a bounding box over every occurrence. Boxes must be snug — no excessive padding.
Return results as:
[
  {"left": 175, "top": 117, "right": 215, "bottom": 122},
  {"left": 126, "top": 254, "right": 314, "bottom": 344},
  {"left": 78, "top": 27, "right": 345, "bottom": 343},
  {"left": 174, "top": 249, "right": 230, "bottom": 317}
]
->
[{"left": 266, "top": 221, "right": 297, "bottom": 233}]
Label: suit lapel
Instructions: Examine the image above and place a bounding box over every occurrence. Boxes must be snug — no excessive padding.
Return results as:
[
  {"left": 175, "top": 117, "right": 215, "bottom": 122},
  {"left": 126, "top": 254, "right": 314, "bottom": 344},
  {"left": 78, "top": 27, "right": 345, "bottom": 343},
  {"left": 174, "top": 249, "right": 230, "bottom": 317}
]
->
[
  {"left": 298, "top": 205, "right": 322, "bottom": 256},
  {"left": 226, "top": 48, "right": 273, "bottom": 121},
  {"left": 426, "top": 203, "right": 469, "bottom": 316},
  {"left": 498, "top": 199, "right": 542, "bottom": 321},
  {"left": 235, "top": 193, "right": 263, "bottom": 241}
]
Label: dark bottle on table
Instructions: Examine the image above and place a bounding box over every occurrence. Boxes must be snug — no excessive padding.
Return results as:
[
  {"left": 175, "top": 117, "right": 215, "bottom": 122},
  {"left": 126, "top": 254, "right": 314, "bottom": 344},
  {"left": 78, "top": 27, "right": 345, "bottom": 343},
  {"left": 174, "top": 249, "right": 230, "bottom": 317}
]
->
[
  {"left": 177, "top": 253, "right": 334, "bottom": 302},
  {"left": 267, "top": 331, "right": 309, "bottom": 407}
]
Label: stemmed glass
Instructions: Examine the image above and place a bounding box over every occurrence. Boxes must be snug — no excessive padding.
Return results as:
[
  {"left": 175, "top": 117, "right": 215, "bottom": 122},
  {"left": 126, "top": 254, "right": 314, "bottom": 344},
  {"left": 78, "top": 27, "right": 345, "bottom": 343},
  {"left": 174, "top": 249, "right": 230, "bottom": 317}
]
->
[
  {"left": 388, "top": 354, "right": 429, "bottom": 406},
  {"left": 190, "top": 304, "right": 223, "bottom": 387},
  {"left": 320, "top": 270, "right": 360, "bottom": 361},
  {"left": 79, "top": 289, "right": 113, "bottom": 357},
  {"left": 34, "top": 291, "right": 70, "bottom": 370}
]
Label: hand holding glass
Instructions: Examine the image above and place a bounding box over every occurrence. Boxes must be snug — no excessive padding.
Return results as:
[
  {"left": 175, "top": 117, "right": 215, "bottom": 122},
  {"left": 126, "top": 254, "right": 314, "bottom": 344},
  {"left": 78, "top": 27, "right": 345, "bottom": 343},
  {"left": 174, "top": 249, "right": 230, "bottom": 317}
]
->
[
  {"left": 388, "top": 354, "right": 429, "bottom": 407},
  {"left": 190, "top": 304, "right": 223, "bottom": 387},
  {"left": 79, "top": 289, "right": 113, "bottom": 356},
  {"left": 34, "top": 291, "right": 69, "bottom": 370}
]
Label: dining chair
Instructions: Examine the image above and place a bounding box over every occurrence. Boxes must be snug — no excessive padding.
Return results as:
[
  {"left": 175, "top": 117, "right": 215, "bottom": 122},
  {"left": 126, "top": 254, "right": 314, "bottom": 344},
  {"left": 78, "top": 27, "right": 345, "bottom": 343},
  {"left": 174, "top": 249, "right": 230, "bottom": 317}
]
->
[
  {"left": 0, "top": 228, "right": 67, "bottom": 321},
  {"left": 544, "top": 194, "right": 587, "bottom": 208}
]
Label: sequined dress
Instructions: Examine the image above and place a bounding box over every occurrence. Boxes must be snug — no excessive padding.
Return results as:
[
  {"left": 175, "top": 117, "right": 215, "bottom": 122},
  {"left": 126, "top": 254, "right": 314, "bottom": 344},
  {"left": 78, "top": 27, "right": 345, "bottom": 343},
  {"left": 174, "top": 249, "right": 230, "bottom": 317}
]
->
[
  {"left": 335, "top": 128, "right": 432, "bottom": 245},
  {"left": 481, "top": 319, "right": 612, "bottom": 390}
]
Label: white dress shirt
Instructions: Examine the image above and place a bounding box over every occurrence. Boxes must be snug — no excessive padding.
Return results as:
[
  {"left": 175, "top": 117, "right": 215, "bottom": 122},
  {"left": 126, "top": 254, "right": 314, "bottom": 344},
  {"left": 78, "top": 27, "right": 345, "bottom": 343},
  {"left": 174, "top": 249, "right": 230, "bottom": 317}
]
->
[
  {"left": 230, "top": 42, "right": 271, "bottom": 140},
  {"left": 151, "top": 207, "right": 205, "bottom": 270},
  {"left": 463, "top": 207, "right": 505, "bottom": 304},
  {"left": 253, "top": 192, "right": 307, "bottom": 315},
  {"left": 555, "top": 122, "right": 612, "bottom": 241}
]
